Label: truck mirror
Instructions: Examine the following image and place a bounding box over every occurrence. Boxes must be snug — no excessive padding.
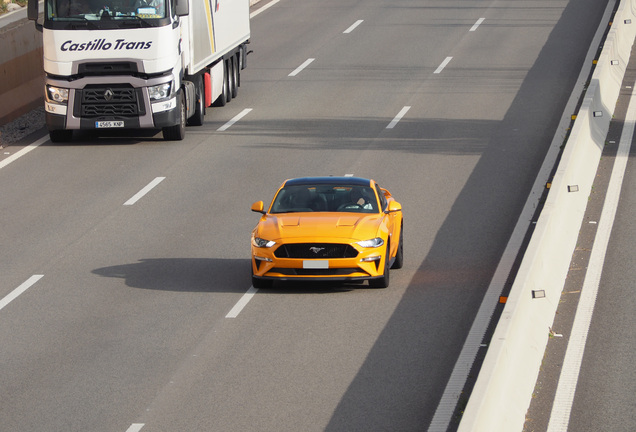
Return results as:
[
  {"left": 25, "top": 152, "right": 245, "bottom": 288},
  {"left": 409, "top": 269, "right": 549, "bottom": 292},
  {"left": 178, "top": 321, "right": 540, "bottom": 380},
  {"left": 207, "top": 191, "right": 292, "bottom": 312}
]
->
[
  {"left": 27, "top": 0, "right": 38, "bottom": 20},
  {"left": 27, "top": 0, "right": 43, "bottom": 31},
  {"left": 175, "top": 0, "right": 189, "bottom": 16}
]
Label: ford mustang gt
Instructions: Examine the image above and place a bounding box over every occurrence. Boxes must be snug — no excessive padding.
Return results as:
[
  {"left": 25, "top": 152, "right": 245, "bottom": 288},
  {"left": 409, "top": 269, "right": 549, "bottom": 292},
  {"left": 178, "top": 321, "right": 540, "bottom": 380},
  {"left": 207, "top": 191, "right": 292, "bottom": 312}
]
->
[{"left": 250, "top": 177, "right": 403, "bottom": 288}]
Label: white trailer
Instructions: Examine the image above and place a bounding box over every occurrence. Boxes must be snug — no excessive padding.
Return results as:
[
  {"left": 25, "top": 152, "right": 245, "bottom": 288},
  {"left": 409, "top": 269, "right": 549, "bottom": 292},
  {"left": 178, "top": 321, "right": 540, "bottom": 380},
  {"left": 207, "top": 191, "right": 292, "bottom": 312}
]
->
[{"left": 28, "top": 0, "right": 250, "bottom": 141}]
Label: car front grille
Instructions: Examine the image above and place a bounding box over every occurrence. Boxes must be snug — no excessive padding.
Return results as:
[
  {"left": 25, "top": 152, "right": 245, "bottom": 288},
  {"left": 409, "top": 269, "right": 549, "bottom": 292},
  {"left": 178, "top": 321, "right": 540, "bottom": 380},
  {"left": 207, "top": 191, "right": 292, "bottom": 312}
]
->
[
  {"left": 274, "top": 243, "right": 358, "bottom": 259},
  {"left": 270, "top": 268, "right": 364, "bottom": 276}
]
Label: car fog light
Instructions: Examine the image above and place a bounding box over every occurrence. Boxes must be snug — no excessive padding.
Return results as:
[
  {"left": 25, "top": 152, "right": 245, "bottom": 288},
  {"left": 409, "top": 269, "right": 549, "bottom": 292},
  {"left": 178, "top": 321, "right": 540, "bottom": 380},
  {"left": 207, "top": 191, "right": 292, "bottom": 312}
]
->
[
  {"left": 360, "top": 255, "right": 381, "bottom": 262},
  {"left": 254, "top": 255, "right": 273, "bottom": 262}
]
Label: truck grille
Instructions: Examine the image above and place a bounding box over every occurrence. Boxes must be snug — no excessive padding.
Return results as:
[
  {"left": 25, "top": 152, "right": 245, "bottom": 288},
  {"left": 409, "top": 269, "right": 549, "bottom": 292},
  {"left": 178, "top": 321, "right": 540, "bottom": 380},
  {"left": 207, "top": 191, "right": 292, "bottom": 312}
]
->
[
  {"left": 79, "top": 86, "right": 141, "bottom": 118},
  {"left": 274, "top": 243, "right": 359, "bottom": 259}
]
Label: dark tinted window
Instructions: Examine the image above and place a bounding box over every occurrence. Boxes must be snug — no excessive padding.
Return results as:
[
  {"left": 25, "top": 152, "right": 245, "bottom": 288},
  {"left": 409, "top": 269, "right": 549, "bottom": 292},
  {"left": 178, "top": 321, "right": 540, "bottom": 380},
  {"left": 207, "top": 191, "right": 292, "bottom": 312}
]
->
[{"left": 270, "top": 185, "right": 379, "bottom": 214}]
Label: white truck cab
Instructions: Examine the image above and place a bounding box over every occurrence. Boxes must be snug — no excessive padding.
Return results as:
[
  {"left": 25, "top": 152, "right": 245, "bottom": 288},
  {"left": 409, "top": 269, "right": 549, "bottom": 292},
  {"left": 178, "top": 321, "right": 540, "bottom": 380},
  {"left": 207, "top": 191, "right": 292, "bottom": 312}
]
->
[{"left": 28, "top": 0, "right": 250, "bottom": 141}]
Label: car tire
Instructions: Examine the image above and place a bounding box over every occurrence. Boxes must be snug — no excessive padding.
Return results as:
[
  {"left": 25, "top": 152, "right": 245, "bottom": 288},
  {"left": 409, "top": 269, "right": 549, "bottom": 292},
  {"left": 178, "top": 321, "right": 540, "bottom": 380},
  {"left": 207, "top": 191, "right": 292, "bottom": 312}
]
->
[
  {"left": 391, "top": 225, "right": 404, "bottom": 269},
  {"left": 252, "top": 275, "right": 273, "bottom": 289},
  {"left": 369, "top": 246, "right": 390, "bottom": 288}
]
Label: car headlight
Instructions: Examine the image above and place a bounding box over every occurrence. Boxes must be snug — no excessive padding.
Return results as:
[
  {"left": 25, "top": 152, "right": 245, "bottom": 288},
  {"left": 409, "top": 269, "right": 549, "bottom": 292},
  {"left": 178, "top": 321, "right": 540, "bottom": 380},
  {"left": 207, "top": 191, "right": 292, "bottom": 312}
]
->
[
  {"left": 46, "top": 85, "right": 69, "bottom": 104},
  {"left": 148, "top": 82, "right": 172, "bottom": 101},
  {"left": 252, "top": 237, "right": 276, "bottom": 248},
  {"left": 356, "top": 237, "right": 384, "bottom": 248}
]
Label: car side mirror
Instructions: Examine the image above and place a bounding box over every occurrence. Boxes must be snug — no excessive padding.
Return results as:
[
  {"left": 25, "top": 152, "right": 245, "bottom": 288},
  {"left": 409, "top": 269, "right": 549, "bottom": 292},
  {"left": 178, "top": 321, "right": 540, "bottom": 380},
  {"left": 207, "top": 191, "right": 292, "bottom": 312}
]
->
[
  {"left": 251, "top": 201, "right": 265, "bottom": 214},
  {"left": 386, "top": 201, "right": 401, "bottom": 213}
]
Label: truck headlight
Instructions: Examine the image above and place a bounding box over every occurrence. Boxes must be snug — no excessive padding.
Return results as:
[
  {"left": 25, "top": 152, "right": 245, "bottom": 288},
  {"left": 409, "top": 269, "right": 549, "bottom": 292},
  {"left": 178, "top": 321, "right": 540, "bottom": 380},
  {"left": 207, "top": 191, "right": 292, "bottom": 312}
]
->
[
  {"left": 148, "top": 82, "right": 171, "bottom": 101},
  {"left": 46, "top": 85, "right": 69, "bottom": 104}
]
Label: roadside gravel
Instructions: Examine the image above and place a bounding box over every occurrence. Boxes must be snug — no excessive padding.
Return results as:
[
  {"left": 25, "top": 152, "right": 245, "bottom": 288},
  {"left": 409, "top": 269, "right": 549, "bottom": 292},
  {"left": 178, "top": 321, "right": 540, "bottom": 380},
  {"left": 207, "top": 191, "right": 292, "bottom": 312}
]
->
[{"left": 0, "top": 106, "right": 46, "bottom": 147}]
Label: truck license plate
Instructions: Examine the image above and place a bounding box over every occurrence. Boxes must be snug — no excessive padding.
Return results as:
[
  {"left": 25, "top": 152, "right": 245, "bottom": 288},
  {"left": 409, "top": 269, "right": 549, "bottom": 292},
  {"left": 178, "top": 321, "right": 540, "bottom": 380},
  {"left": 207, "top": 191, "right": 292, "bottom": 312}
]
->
[{"left": 95, "top": 121, "right": 124, "bottom": 128}]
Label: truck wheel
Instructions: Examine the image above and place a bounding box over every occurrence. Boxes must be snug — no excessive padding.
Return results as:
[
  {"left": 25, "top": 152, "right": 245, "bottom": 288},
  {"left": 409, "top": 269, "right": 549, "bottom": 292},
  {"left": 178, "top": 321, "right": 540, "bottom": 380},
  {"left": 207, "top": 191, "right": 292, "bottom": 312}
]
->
[
  {"left": 49, "top": 129, "right": 73, "bottom": 143},
  {"left": 213, "top": 60, "right": 229, "bottom": 107},
  {"left": 187, "top": 74, "right": 205, "bottom": 126},
  {"left": 230, "top": 55, "right": 238, "bottom": 99},
  {"left": 162, "top": 92, "right": 186, "bottom": 141},
  {"left": 237, "top": 51, "right": 242, "bottom": 88},
  {"left": 225, "top": 58, "right": 233, "bottom": 103}
]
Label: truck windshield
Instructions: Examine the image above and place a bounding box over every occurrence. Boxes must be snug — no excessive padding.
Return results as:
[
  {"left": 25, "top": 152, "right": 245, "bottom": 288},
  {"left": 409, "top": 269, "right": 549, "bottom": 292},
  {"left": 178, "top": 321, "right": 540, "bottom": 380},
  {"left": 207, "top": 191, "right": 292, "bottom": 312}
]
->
[{"left": 46, "top": 0, "right": 167, "bottom": 22}]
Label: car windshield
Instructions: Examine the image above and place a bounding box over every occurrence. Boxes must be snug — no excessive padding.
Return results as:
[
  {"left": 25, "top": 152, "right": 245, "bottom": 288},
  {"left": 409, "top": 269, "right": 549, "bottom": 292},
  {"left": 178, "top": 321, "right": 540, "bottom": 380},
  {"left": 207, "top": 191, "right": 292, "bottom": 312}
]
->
[
  {"left": 270, "top": 185, "right": 379, "bottom": 214},
  {"left": 47, "top": 0, "right": 166, "bottom": 21}
]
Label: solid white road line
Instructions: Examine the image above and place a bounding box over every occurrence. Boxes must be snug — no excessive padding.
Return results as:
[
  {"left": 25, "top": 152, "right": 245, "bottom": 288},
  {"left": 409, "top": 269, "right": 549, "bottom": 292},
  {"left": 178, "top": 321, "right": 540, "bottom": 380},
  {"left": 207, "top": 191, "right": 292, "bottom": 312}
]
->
[
  {"left": 249, "top": 0, "right": 280, "bottom": 18},
  {"left": 546, "top": 85, "right": 636, "bottom": 432},
  {"left": 289, "top": 58, "right": 315, "bottom": 77},
  {"left": 344, "top": 20, "right": 364, "bottom": 34},
  {"left": 470, "top": 18, "right": 485, "bottom": 32},
  {"left": 386, "top": 106, "right": 411, "bottom": 129},
  {"left": 0, "top": 135, "right": 49, "bottom": 171},
  {"left": 0, "top": 275, "right": 44, "bottom": 312},
  {"left": 434, "top": 57, "right": 453, "bottom": 74},
  {"left": 217, "top": 108, "right": 253, "bottom": 132},
  {"left": 226, "top": 286, "right": 258, "bottom": 318},
  {"left": 124, "top": 177, "right": 166, "bottom": 206},
  {"left": 125, "top": 424, "right": 144, "bottom": 432}
]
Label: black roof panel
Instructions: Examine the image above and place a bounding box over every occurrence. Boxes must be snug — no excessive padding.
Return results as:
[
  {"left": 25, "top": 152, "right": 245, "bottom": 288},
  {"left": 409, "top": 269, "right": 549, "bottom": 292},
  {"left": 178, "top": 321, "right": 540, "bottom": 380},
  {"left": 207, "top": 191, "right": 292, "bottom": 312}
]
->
[{"left": 283, "top": 176, "right": 372, "bottom": 187}]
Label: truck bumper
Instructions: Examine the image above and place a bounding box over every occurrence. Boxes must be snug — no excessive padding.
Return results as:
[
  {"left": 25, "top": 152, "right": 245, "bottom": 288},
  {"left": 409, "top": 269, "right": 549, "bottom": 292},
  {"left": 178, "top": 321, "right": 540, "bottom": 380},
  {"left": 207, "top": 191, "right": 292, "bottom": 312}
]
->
[
  {"left": 44, "top": 80, "right": 182, "bottom": 132},
  {"left": 45, "top": 97, "right": 181, "bottom": 132}
]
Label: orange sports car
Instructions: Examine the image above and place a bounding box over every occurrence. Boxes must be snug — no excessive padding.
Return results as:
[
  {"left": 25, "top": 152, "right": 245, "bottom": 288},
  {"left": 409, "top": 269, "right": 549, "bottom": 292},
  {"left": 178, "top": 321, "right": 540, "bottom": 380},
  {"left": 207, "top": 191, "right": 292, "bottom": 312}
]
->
[{"left": 250, "top": 177, "right": 403, "bottom": 288}]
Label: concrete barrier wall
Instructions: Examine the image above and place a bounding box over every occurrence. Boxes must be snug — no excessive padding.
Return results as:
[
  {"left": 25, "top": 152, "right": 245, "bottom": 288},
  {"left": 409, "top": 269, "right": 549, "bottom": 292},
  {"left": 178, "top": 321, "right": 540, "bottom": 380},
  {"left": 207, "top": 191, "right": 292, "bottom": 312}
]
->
[
  {"left": 458, "top": 1, "right": 635, "bottom": 430},
  {"left": 0, "top": 8, "right": 43, "bottom": 124}
]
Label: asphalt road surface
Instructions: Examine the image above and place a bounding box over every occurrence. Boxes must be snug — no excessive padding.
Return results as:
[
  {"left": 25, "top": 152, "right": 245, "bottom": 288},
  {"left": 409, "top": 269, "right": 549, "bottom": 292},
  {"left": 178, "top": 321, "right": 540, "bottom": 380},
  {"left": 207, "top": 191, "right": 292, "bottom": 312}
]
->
[{"left": 0, "top": 0, "right": 610, "bottom": 430}]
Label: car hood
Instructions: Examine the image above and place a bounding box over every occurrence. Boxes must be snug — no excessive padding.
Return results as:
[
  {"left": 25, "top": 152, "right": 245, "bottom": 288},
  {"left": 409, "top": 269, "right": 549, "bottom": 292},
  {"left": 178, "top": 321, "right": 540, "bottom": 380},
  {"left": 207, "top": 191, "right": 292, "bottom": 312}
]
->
[{"left": 256, "top": 212, "right": 383, "bottom": 242}]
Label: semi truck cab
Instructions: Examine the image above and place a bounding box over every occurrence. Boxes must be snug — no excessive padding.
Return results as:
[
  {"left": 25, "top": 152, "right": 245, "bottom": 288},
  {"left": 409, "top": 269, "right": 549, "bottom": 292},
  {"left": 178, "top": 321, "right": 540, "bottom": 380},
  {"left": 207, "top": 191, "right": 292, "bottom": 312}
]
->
[{"left": 28, "top": 0, "right": 250, "bottom": 141}]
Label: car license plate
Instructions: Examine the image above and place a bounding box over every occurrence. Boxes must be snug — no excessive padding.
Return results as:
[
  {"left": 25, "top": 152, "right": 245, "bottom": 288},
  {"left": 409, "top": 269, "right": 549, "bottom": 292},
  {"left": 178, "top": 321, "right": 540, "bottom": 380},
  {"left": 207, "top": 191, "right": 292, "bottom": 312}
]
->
[
  {"left": 95, "top": 121, "right": 124, "bottom": 128},
  {"left": 303, "top": 260, "right": 329, "bottom": 269}
]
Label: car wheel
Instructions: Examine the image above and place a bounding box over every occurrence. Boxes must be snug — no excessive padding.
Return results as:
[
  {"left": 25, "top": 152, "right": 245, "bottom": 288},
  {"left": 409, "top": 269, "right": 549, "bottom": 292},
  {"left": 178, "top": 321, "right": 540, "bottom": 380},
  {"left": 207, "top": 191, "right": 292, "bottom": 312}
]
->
[
  {"left": 369, "top": 246, "right": 390, "bottom": 288},
  {"left": 391, "top": 225, "right": 404, "bottom": 269},
  {"left": 252, "top": 275, "right": 273, "bottom": 289}
]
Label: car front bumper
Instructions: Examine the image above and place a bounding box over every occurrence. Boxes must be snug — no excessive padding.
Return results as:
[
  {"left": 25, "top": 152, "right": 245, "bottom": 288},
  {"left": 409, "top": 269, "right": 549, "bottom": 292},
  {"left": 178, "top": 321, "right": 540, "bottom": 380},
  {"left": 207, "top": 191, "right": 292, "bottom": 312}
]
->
[{"left": 251, "top": 244, "right": 387, "bottom": 282}]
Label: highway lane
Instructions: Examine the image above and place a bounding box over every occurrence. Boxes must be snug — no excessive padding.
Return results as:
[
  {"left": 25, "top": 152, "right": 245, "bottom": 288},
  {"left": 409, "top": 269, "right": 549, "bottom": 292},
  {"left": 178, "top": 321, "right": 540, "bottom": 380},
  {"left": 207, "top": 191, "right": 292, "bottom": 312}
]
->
[{"left": 0, "top": 0, "right": 609, "bottom": 430}]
